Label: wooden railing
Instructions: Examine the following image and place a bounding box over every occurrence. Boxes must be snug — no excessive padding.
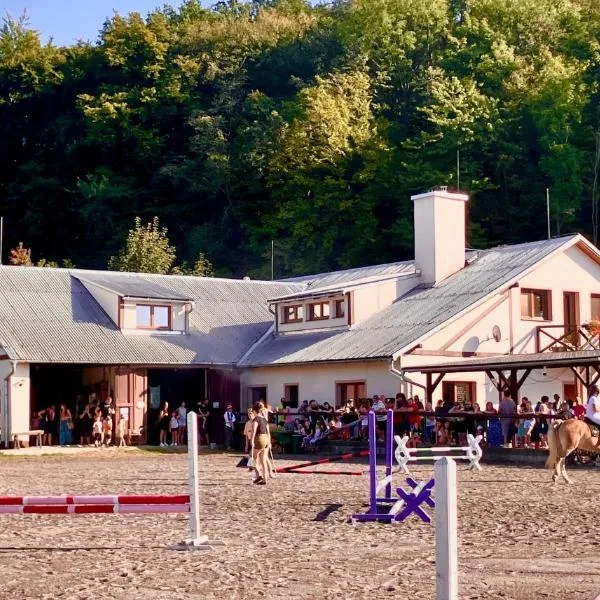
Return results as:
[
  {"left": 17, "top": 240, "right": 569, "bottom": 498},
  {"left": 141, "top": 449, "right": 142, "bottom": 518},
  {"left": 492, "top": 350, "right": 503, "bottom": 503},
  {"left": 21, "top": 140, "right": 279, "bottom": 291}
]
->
[{"left": 536, "top": 325, "right": 600, "bottom": 353}]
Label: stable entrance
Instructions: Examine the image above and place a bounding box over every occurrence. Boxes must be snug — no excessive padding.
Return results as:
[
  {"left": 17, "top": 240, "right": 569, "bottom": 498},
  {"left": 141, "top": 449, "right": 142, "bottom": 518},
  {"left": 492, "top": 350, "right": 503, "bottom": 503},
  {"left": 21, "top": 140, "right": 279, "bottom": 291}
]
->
[{"left": 146, "top": 368, "right": 206, "bottom": 445}]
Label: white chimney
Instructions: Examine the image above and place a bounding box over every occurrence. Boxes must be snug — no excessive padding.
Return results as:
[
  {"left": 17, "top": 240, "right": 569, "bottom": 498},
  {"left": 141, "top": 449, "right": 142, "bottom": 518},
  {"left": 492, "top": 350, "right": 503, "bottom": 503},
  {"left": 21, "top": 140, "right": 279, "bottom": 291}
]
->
[{"left": 411, "top": 188, "right": 469, "bottom": 285}]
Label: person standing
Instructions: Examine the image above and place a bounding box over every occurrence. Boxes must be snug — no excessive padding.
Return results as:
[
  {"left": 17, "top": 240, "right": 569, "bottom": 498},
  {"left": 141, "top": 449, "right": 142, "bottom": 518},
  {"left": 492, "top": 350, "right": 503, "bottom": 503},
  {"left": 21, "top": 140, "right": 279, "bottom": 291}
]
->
[
  {"left": 78, "top": 404, "right": 93, "bottom": 447},
  {"left": 224, "top": 403, "right": 236, "bottom": 450},
  {"left": 499, "top": 390, "right": 517, "bottom": 447},
  {"left": 158, "top": 402, "right": 170, "bottom": 447},
  {"left": 250, "top": 404, "right": 271, "bottom": 485},
  {"left": 58, "top": 403, "right": 73, "bottom": 446},
  {"left": 176, "top": 401, "right": 187, "bottom": 445},
  {"left": 198, "top": 399, "right": 211, "bottom": 446}
]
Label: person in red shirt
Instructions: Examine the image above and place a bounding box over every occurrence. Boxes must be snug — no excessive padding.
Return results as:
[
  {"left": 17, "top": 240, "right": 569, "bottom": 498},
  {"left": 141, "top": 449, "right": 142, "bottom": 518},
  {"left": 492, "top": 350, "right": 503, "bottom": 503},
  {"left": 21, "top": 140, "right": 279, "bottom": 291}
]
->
[{"left": 572, "top": 397, "right": 585, "bottom": 419}]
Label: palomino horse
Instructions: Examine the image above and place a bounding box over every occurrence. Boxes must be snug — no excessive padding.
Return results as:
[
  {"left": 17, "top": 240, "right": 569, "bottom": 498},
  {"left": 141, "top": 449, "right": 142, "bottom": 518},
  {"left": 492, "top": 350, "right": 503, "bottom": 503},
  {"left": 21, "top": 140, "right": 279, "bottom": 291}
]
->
[{"left": 546, "top": 418, "right": 599, "bottom": 483}]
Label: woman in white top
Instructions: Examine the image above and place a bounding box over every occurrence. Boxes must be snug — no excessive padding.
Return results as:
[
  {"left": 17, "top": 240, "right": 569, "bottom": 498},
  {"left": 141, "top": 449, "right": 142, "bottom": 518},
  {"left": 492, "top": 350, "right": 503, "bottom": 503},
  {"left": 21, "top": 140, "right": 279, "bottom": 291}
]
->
[{"left": 586, "top": 385, "right": 600, "bottom": 426}]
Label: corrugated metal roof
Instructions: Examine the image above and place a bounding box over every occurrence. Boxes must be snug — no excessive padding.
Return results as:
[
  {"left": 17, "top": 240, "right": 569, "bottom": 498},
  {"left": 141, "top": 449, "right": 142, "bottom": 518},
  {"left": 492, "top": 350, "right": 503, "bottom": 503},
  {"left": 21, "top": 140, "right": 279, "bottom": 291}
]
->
[
  {"left": 241, "top": 236, "right": 579, "bottom": 366},
  {"left": 281, "top": 261, "right": 418, "bottom": 290},
  {"left": 77, "top": 273, "right": 193, "bottom": 301},
  {"left": 401, "top": 350, "right": 600, "bottom": 373},
  {"left": 0, "top": 267, "right": 302, "bottom": 365}
]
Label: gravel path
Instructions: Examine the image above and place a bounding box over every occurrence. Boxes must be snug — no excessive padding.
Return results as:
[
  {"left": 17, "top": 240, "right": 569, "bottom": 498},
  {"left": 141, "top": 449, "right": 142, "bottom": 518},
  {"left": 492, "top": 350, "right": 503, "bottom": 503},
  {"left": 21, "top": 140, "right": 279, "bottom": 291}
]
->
[{"left": 0, "top": 450, "right": 598, "bottom": 600}]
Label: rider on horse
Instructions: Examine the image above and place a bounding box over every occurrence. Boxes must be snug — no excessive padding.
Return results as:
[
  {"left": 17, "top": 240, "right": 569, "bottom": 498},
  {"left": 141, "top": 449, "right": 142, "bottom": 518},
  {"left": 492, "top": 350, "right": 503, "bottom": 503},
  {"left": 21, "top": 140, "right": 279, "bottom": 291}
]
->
[{"left": 585, "top": 384, "right": 600, "bottom": 441}]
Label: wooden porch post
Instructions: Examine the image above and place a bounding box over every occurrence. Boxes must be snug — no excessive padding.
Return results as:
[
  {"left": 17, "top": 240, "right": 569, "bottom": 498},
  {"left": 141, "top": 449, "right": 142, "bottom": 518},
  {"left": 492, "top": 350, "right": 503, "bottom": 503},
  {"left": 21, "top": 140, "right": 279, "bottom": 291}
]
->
[
  {"left": 426, "top": 373, "right": 432, "bottom": 404},
  {"left": 509, "top": 369, "right": 518, "bottom": 402}
]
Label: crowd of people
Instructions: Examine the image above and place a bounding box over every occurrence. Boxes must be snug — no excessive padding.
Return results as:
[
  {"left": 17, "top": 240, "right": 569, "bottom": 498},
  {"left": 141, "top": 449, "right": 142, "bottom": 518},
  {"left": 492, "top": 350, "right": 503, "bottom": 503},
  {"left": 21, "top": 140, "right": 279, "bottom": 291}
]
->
[
  {"left": 268, "top": 390, "right": 588, "bottom": 450},
  {"left": 31, "top": 396, "right": 127, "bottom": 447}
]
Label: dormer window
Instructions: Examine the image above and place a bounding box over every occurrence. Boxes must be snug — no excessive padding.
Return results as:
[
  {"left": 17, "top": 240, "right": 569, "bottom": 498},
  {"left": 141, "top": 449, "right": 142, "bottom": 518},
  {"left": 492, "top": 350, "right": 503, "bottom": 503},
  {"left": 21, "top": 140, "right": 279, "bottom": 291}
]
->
[
  {"left": 308, "top": 301, "right": 330, "bottom": 321},
  {"left": 136, "top": 304, "right": 171, "bottom": 330},
  {"left": 282, "top": 305, "right": 303, "bottom": 324}
]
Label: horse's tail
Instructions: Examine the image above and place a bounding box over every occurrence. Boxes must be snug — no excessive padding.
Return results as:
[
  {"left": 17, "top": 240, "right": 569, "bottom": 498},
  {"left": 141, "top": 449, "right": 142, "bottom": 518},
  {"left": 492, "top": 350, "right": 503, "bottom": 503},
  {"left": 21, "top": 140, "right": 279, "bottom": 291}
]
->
[{"left": 545, "top": 419, "right": 563, "bottom": 469}]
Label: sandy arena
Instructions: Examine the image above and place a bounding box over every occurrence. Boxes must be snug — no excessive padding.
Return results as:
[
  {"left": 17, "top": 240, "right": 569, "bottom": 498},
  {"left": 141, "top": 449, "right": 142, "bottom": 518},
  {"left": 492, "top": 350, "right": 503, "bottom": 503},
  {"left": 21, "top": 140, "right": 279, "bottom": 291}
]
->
[{"left": 0, "top": 450, "right": 598, "bottom": 600}]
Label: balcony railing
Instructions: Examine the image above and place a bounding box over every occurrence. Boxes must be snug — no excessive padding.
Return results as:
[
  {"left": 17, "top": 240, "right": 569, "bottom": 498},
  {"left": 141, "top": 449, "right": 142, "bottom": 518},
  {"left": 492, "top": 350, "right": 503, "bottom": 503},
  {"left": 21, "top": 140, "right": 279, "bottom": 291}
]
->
[{"left": 536, "top": 325, "right": 600, "bottom": 353}]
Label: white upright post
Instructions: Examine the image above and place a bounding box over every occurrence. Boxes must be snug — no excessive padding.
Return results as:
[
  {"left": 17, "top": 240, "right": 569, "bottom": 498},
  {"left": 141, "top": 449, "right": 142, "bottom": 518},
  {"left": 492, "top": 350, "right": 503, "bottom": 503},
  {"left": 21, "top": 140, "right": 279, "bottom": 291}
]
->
[
  {"left": 435, "top": 457, "right": 458, "bottom": 600},
  {"left": 182, "top": 411, "right": 213, "bottom": 550},
  {"left": 187, "top": 411, "right": 202, "bottom": 545}
]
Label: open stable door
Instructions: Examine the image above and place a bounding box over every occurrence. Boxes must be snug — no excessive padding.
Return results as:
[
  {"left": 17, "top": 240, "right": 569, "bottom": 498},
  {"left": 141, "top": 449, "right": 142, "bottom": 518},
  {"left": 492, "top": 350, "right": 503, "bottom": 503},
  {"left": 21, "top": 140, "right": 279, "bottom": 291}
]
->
[{"left": 115, "top": 368, "right": 148, "bottom": 443}]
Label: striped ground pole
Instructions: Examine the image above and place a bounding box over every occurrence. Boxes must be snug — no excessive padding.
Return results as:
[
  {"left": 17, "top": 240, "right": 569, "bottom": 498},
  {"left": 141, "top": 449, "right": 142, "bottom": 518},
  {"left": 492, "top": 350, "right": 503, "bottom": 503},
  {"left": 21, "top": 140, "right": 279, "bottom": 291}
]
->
[
  {"left": 276, "top": 449, "right": 369, "bottom": 476},
  {"left": 0, "top": 503, "right": 191, "bottom": 514},
  {"left": 0, "top": 495, "right": 190, "bottom": 506}
]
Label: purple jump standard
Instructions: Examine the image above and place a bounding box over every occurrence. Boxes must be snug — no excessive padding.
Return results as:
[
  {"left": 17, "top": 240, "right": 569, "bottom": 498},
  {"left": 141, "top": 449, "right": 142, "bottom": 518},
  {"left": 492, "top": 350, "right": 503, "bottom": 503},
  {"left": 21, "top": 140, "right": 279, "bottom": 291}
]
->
[{"left": 352, "top": 410, "right": 435, "bottom": 523}]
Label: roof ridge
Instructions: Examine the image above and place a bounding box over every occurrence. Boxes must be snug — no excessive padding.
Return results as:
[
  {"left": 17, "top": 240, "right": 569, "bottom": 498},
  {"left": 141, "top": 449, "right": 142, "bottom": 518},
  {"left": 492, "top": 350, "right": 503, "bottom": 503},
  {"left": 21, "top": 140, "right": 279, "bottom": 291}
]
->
[{"left": 0, "top": 265, "right": 300, "bottom": 286}]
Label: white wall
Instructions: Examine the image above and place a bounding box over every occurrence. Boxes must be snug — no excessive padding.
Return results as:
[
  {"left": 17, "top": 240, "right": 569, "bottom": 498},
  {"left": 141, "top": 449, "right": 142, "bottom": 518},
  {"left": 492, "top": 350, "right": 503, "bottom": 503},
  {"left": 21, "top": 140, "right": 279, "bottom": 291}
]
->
[
  {"left": 5, "top": 362, "right": 31, "bottom": 444},
  {"left": 352, "top": 276, "right": 420, "bottom": 325},
  {"left": 278, "top": 295, "right": 347, "bottom": 333},
  {"left": 0, "top": 360, "right": 11, "bottom": 446},
  {"left": 412, "top": 191, "right": 468, "bottom": 285},
  {"left": 80, "top": 281, "right": 119, "bottom": 325},
  {"left": 241, "top": 361, "right": 400, "bottom": 410},
  {"left": 513, "top": 245, "right": 600, "bottom": 352}
]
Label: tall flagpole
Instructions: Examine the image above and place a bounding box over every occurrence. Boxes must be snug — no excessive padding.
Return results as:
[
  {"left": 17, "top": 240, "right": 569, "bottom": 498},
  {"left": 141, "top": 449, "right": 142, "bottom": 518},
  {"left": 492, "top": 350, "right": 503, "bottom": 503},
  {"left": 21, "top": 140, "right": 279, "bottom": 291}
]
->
[{"left": 546, "top": 188, "right": 551, "bottom": 239}]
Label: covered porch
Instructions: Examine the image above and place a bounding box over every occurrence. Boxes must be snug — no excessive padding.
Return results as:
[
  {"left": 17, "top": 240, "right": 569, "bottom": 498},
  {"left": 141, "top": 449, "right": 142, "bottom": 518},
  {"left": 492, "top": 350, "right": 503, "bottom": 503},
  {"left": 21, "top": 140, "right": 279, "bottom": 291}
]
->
[{"left": 401, "top": 350, "right": 600, "bottom": 403}]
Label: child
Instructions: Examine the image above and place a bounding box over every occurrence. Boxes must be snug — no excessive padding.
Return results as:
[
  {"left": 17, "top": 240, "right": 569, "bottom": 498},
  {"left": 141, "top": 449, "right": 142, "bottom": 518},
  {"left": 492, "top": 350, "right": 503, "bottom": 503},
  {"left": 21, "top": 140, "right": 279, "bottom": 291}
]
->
[
  {"left": 117, "top": 417, "right": 127, "bottom": 448},
  {"left": 169, "top": 411, "right": 179, "bottom": 446},
  {"left": 103, "top": 415, "right": 113, "bottom": 447},
  {"left": 294, "top": 418, "right": 306, "bottom": 435},
  {"left": 92, "top": 414, "right": 103, "bottom": 447},
  {"left": 407, "top": 431, "right": 422, "bottom": 449}
]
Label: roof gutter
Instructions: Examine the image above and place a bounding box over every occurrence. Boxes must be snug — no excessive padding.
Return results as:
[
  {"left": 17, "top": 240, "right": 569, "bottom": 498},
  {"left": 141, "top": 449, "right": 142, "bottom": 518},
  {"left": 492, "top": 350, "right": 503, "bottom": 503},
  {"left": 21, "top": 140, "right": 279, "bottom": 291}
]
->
[{"left": 388, "top": 357, "right": 426, "bottom": 391}]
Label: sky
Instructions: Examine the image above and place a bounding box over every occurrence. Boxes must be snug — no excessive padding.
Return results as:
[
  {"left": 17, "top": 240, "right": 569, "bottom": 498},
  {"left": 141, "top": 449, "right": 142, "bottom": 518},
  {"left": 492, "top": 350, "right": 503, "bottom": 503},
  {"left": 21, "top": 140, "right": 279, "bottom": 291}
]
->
[{"left": 1, "top": 0, "right": 212, "bottom": 46}]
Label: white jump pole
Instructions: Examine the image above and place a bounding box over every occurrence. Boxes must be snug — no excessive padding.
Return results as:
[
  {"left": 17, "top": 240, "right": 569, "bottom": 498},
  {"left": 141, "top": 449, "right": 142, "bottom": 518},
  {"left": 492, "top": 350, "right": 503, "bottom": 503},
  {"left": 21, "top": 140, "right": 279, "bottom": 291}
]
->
[
  {"left": 179, "top": 411, "right": 214, "bottom": 550},
  {"left": 435, "top": 457, "right": 458, "bottom": 600}
]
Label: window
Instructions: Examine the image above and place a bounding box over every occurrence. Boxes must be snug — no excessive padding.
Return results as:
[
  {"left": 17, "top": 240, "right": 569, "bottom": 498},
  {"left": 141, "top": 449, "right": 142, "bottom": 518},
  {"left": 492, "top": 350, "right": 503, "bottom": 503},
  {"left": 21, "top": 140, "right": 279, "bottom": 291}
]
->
[
  {"left": 282, "top": 305, "right": 303, "bottom": 324},
  {"left": 284, "top": 384, "right": 299, "bottom": 408},
  {"left": 592, "top": 295, "right": 600, "bottom": 321},
  {"left": 136, "top": 304, "right": 171, "bottom": 330},
  {"left": 520, "top": 289, "right": 551, "bottom": 320},
  {"left": 442, "top": 381, "right": 476, "bottom": 405},
  {"left": 334, "top": 299, "right": 345, "bottom": 319},
  {"left": 337, "top": 381, "right": 366, "bottom": 408},
  {"left": 308, "top": 301, "right": 330, "bottom": 321}
]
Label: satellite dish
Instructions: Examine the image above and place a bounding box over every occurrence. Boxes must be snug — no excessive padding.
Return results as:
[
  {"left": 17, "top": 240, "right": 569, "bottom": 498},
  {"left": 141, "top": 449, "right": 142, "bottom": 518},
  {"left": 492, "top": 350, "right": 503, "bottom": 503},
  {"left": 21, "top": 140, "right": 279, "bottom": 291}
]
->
[{"left": 492, "top": 325, "right": 502, "bottom": 343}]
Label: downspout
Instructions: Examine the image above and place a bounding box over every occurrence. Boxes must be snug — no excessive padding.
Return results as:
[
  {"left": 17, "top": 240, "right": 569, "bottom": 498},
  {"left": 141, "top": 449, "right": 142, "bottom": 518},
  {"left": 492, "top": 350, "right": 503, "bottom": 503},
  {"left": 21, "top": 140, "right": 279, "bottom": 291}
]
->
[
  {"left": 388, "top": 357, "right": 426, "bottom": 391},
  {"left": 2, "top": 360, "right": 16, "bottom": 448}
]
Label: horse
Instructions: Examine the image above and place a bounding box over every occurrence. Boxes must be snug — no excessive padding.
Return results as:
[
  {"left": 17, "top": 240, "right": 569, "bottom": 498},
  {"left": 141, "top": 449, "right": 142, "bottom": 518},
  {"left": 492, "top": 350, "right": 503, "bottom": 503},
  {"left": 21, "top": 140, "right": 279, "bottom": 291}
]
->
[{"left": 545, "top": 418, "right": 600, "bottom": 483}]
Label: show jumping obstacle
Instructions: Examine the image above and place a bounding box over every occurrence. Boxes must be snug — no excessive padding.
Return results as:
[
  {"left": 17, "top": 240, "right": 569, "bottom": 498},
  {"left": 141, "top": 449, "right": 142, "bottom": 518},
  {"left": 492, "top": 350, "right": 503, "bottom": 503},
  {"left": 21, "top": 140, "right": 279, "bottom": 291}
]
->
[
  {"left": 352, "top": 409, "right": 481, "bottom": 524},
  {"left": 350, "top": 410, "right": 460, "bottom": 600},
  {"left": 0, "top": 412, "right": 218, "bottom": 551},
  {"left": 394, "top": 431, "right": 483, "bottom": 475},
  {"left": 352, "top": 410, "right": 437, "bottom": 523}
]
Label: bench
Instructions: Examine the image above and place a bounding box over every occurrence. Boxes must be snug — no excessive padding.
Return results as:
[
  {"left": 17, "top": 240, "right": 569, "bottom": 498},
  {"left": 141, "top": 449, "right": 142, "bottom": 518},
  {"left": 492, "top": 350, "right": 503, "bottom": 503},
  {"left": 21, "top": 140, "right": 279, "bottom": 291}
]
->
[{"left": 12, "top": 430, "right": 44, "bottom": 449}]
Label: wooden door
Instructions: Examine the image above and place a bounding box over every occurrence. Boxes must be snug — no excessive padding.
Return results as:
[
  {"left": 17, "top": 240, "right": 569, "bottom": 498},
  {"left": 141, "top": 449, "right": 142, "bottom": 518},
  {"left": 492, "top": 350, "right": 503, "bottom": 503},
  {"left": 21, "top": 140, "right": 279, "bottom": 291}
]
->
[
  {"left": 563, "top": 383, "right": 577, "bottom": 403},
  {"left": 563, "top": 292, "right": 579, "bottom": 344},
  {"left": 114, "top": 368, "right": 148, "bottom": 443},
  {"left": 207, "top": 368, "right": 241, "bottom": 444}
]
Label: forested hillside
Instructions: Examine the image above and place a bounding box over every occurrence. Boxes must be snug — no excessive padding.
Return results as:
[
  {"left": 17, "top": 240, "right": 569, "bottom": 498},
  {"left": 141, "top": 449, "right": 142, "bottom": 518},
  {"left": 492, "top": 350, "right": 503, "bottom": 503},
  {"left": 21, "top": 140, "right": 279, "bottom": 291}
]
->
[{"left": 1, "top": 0, "right": 600, "bottom": 277}]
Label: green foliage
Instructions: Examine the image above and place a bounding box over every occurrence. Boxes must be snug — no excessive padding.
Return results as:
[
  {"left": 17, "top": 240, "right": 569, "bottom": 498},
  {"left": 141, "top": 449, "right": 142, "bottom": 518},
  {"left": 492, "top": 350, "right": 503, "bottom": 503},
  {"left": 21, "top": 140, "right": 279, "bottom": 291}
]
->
[
  {"left": 108, "top": 216, "right": 176, "bottom": 274},
  {"left": 2, "top": 0, "right": 600, "bottom": 277}
]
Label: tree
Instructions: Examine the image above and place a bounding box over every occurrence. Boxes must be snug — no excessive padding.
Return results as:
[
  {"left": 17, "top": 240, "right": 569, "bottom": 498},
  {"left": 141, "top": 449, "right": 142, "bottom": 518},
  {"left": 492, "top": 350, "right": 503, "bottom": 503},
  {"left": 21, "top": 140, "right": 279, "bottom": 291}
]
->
[
  {"left": 108, "top": 216, "right": 176, "bottom": 274},
  {"left": 192, "top": 253, "right": 214, "bottom": 277},
  {"left": 9, "top": 242, "right": 32, "bottom": 265}
]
